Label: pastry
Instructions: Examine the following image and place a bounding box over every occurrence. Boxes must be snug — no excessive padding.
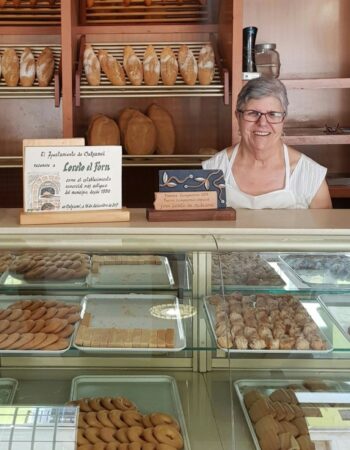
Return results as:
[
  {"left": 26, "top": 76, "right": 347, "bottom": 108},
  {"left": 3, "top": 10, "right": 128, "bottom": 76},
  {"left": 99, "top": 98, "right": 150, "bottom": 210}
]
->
[
  {"left": 198, "top": 43, "right": 215, "bottom": 85},
  {"left": 2, "top": 48, "right": 19, "bottom": 87},
  {"left": 123, "top": 46, "right": 143, "bottom": 86},
  {"left": 143, "top": 45, "right": 160, "bottom": 86},
  {"left": 160, "top": 47, "right": 178, "bottom": 86},
  {"left": 178, "top": 44, "right": 198, "bottom": 85},
  {"left": 36, "top": 47, "right": 55, "bottom": 87},
  {"left": 147, "top": 104, "right": 176, "bottom": 155},
  {"left": 98, "top": 49, "right": 126, "bottom": 86},
  {"left": 84, "top": 44, "right": 101, "bottom": 86}
]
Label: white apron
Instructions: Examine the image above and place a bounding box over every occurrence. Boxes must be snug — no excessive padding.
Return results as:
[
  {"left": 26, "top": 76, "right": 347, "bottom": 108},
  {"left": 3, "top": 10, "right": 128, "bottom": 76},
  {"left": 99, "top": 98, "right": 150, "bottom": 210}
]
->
[{"left": 225, "top": 144, "right": 297, "bottom": 209}]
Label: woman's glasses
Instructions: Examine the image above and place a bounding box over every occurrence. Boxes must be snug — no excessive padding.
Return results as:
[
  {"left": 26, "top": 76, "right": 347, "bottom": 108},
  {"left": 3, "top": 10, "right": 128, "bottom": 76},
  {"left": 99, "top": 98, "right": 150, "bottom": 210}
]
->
[{"left": 238, "top": 109, "right": 286, "bottom": 124}]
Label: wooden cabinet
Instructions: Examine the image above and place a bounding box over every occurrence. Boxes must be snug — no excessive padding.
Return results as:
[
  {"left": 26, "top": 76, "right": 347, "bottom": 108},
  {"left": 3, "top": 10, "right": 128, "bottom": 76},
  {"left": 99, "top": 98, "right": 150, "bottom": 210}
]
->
[{"left": 0, "top": 0, "right": 349, "bottom": 205}]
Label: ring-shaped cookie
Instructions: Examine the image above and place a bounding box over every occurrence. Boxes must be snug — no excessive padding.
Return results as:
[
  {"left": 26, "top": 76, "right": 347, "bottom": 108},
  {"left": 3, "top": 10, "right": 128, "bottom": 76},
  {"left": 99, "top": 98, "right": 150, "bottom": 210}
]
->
[
  {"left": 96, "top": 410, "right": 115, "bottom": 428},
  {"left": 142, "top": 415, "right": 153, "bottom": 428},
  {"left": 99, "top": 427, "right": 119, "bottom": 443},
  {"left": 78, "top": 414, "right": 89, "bottom": 429},
  {"left": 142, "top": 443, "right": 157, "bottom": 450},
  {"left": 112, "top": 396, "right": 137, "bottom": 411},
  {"left": 89, "top": 397, "right": 104, "bottom": 412},
  {"left": 127, "top": 426, "right": 147, "bottom": 444},
  {"left": 100, "top": 397, "right": 116, "bottom": 411},
  {"left": 77, "top": 429, "right": 91, "bottom": 446},
  {"left": 78, "top": 399, "right": 93, "bottom": 412},
  {"left": 115, "top": 427, "right": 130, "bottom": 443},
  {"left": 143, "top": 428, "right": 158, "bottom": 444},
  {"left": 156, "top": 444, "right": 179, "bottom": 450},
  {"left": 84, "top": 427, "right": 104, "bottom": 444},
  {"left": 85, "top": 411, "right": 103, "bottom": 428},
  {"left": 150, "top": 413, "right": 180, "bottom": 431},
  {"left": 153, "top": 425, "right": 183, "bottom": 450},
  {"left": 105, "top": 443, "right": 120, "bottom": 450},
  {"left": 122, "top": 410, "right": 143, "bottom": 427},
  {"left": 108, "top": 410, "right": 128, "bottom": 429}
]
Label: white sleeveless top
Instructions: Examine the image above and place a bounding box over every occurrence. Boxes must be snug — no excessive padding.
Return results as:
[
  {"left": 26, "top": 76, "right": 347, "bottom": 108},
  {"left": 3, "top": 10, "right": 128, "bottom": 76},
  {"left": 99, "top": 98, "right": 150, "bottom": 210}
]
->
[{"left": 202, "top": 144, "right": 327, "bottom": 209}]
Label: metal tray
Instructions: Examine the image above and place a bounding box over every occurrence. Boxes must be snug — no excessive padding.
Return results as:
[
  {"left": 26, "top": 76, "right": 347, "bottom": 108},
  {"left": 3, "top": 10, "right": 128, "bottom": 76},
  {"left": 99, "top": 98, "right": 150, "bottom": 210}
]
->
[
  {"left": 73, "top": 294, "right": 186, "bottom": 353},
  {"left": 0, "top": 295, "right": 82, "bottom": 355},
  {"left": 204, "top": 294, "right": 333, "bottom": 354},
  {"left": 318, "top": 294, "right": 350, "bottom": 342},
  {"left": 0, "top": 271, "right": 8, "bottom": 285},
  {"left": 279, "top": 253, "right": 350, "bottom": 287},
  {"left": 234, "top": 378, "right": 350, "bottom": 450},
  {"left": 0, "top": 378, "right": 18, "bottom": 404},
  {"left": 70, "top": 375, "right": 191, "bottom": 450},
  {"left": 88, "top": 255, "right": 174, "bottom": 289}
]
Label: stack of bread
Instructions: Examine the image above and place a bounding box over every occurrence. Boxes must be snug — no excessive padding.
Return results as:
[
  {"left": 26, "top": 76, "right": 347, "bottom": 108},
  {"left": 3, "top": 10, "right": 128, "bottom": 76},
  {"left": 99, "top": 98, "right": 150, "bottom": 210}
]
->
[
  {"left": 0, "top": 298, "right": 81, "bottom": 351},
  {"left": 87, "top": 103, "right": 176, "bottom": 156},
  {"left": 69, "top": 395, "right": 184, "bottom": 450},
  {"left": 0, "top": 46, "right": 54, "bottom": 87},
  {"left": 83, "top": 43, "right": 215, "bottom": 87},
  {"left": 243, "top": 387, "right": 318, "bottom": 450}
]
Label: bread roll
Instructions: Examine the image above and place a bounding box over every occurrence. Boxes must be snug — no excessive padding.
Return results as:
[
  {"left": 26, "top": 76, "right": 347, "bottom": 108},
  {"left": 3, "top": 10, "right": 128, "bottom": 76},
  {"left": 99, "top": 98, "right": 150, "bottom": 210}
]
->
[
  {"left": 147, "top": 103, "right": 175, "bottom": 155},
  {"left": 87, "top": 114, "right": 121, "bottom": 146},
  {"left": 2, "top": 48, "right": 19, "bottom": 87},
  {"left": 143, "top": 45, "right": 160, "bottom": 86},
  {"left": 123, "top": 46, "right": 143, "bottom": 86},
  {"left": 178, "top": 44, "right": 198, "bottom": 85},
  {"left": 36, "top": 47, "right": 55, "bottom": 87},
  {"left": 124, "top": 111, "right": 157, "bottom": 155},
  {"left": 98, "top": 49, "right": 125, "bottom": 86},
  {"left": 20, "top": 47, "right": 35, "bottom": 87},
  {"left": 198, "top": 44, "right": 215, "bottom": 85},
  {"left": 84, "top": 44, "right": 101, "bottom": 86},
  {"left": 118, "top": 107, "right": 139, "bottom": 145},
  {"left": 160, "top": 47, "right": 178, "bottom": 86}
]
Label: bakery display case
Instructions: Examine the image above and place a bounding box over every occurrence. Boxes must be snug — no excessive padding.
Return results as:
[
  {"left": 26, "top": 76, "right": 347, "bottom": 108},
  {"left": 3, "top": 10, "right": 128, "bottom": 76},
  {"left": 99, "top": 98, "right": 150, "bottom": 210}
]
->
[{"left": 0, "top": 209, "right": 350, "bottom": 449}]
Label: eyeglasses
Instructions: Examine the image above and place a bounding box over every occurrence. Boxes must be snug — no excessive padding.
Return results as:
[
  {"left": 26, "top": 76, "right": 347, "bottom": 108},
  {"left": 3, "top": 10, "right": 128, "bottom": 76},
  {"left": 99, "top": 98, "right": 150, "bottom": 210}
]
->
[{"left": 238, "top": 109, "right": 286, "bottom": 124}]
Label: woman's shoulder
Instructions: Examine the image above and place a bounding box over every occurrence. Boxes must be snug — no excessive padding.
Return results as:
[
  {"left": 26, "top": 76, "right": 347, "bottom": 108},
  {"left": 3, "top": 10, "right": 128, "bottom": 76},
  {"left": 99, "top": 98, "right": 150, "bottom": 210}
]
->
[{"left": 202, "top": 147, "right": 232, "bottom": 169}]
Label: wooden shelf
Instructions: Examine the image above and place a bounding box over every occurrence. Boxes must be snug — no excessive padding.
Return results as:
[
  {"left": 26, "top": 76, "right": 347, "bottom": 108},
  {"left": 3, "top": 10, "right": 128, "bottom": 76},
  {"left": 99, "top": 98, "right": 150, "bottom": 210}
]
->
[
  {"left": 0, "top": 0, "right": 61, "bottom": 26},
  {"left": 80, "top": 0, "right": 209, "bottom": 25},
  {"left": 284, "top": 128, "right": 350, "bottom": 145},
  {"left": 282, "top": 77, "right": 350, "bottom": 89},
  {"left": 0, "top": 44, "right": 61, "bottom": 106}
]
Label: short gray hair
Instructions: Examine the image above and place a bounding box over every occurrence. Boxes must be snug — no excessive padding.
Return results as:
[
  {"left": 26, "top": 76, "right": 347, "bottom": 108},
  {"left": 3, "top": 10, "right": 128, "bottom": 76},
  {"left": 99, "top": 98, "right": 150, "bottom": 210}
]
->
[{"left": 236, "top": 77, "right": 289, "bottom": 114}]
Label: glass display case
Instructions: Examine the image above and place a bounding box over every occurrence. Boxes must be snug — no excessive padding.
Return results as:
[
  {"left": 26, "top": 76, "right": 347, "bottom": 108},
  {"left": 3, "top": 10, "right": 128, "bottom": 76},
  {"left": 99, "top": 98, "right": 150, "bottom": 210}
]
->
[{"left": 1, "top": 209, "right": 350, "bottom": 450}]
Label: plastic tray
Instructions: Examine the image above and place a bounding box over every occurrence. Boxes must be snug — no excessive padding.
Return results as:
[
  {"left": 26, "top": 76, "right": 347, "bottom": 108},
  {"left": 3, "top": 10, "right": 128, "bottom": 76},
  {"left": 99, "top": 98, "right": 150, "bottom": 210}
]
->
[
  {"left": 234, "top": 378, "right": 350, "bottom": 450},
  {"left": 88, "top": 255, "right": 174, "bottom": 289},
  {"left": 0, "top": 378, "right": 18, "bottom": 404},
  {"left": 0, "top": 295, "right": 82, "bottom": 355},
  {"left": 204, "top": 294, "right": 333, "bottom": 354},
  {"left": 279, "top": 253, "right": 350, "bottom": 287},
  {"left": 70, "top": 375, "right": 191, "bottom": 450},
  {"left": 73, "top": 293, "right": 186, "bottom": 353},
  {"left": 318, "top": 294, "right": 350, "bottom": 342}
]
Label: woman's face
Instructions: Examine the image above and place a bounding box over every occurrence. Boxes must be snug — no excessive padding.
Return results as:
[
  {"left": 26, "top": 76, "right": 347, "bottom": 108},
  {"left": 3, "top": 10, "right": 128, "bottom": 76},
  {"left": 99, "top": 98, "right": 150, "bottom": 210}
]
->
[{"left": 236, "top": 96, "right": 285, "bottom": 153}]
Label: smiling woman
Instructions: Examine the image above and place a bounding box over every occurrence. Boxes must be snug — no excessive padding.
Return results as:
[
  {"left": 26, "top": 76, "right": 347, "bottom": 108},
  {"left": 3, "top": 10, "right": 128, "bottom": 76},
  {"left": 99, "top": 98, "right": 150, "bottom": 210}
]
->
[{"left": 202, "top": 77, "right": 332, "bottom": 210}]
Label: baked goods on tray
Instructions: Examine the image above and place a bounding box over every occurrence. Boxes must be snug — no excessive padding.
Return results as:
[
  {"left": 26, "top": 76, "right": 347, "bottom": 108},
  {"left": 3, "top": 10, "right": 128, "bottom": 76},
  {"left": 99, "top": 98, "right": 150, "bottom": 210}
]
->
[
  {"left": 212, "top": 252, "right": 284, "bottom": 286},
  {"left": 0, "top": 253, "right": 13, "bottom": 274},
  {"left": 68, "top": 395, "right": 184, "bottom": 450},
  {"left": 208, "top": 292, "right": 329, "bottom": 351},
  {"left": 9, "top": 252, "right": 90, "bottom": 282}
]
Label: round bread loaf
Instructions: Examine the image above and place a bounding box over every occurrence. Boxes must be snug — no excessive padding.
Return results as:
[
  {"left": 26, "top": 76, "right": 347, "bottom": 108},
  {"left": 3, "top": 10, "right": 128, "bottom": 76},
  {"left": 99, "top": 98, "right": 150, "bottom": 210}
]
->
[
  {"left": 147, "top": 104, "right": 175, "bottom": 155},
  {"left": 118, "top": 107, "right": 139, "bottom": 145},
  {"left": 87, "top": 114, "right": 120, "bottom": 146},
  {"left": 124, "top": 111, "right": 156, "bottom": 155}
]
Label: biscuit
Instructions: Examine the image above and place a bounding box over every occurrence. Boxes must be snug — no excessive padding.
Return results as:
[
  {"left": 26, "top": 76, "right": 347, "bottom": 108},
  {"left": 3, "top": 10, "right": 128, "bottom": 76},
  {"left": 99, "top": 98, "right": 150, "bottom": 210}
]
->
[
  {"left": 0, "top": 320, "right": 10, "bottom": 333},
  {"left": 7, "top": 333, "right": 34, "bottom": 350},
  {"left": 7, "top": 308, "right": 23, "bottom": 322},
  {"left": 0, "top": 334, "right": 9, "bottom": 344},
  {"left": 99, "top": 427, "right": 119, "bottom": 443},
  {"left": 96, "top": 410, "right": 115, "bottom": 428},
  {"left": 41, "top": 337, "right": 69, "bottom": 351},
  {"left": 31, "top": 307, "right": 47, "bottom": 320},
  {"left": 0, "top": 333, "right": 20, "bottom": 349},
  {"left": 85, "top": 411, "right": 104, "bottom": 428},
  {"left": 21, "top": 332, "right": 47, "bottom": 350},
  {"left": 57, "top": 324, "right": 74, "bottom": 338},
  {"left": 0, "top": 310, "right": 11, "bottom": 320},
  {"left": 84, "top": 427, "right": 104, "bottom": 444},
  {"left": 27, "top": 300, "right": 46, "bottom": 311},
  {"left": 35, "top": 334, "right": 59, "bottom": 349},
  {"left": 43, "top": 307, "right": 58, "bottom": 320},
  {"left": 42, "top": 318, "right": 68, "bottom": 334},
  {"left": 30, "top": 319, "right": 45, "bottom": 333},
  {"left": 4, "top": 321, "right": 21, "bottom": 334}
]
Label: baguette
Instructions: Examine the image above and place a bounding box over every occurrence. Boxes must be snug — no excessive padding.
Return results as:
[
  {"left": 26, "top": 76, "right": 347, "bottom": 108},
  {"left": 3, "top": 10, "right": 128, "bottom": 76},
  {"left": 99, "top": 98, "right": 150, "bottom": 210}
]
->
[
  {"left": 143, "top": 45, "right": 160, "bottom": 86},
  {"left": 147, "top": 103, "right": 176, "bottom": 155},
  {"left": 2, "top": 48, "right": 19, "bottom": 87},
  {"left": 123, "top": 46, "right": 143, "bottom": 86},
  {"left": 83, "top": 44, "right": 101, "bottom": 86},
  {"left": 160, "top": 47, "right": 178, "bottom": 86},
  {"left": 20, "top": 47, "right": 36, "bottom": 87},
  {"left": 98, "top": 49, "right": 125, "bottom": 86},
  {"left": 198, "top": 43, "right": 215, "bottom": 85},
  {"left": 36, "top": 47, "right": 55, "bottom": 87},
  {"left": 178, "top": 44, "right": 198, "bottom": 85}
]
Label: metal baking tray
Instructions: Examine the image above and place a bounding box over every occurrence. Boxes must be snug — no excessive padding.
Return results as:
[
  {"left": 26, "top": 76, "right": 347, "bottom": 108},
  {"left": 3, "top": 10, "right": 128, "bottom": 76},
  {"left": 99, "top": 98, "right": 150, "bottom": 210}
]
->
[
  {"left": 0, "top": 378, "right": 18, "bottom": 404},
  {"left": 279, "top": 253, "right": 350, "bottom": 287},
  {"left": 204, "top": 294, "right": 333, "bottom": 354},
  {"left": 318, "top": 294, "right": 350, "bottom": 342},
  {"left": 0, "top": 295, "right": 82, "bottom": 355},
  {"left": 234, "top": 378, "right": 350, "bottom": 450},
  {"left": 73, "top": 294, "right": 186, "bottom": 353},
  {"left": 211, "top": 252, "right": 286, "bottom": 290},
  {"left": 70, "top": 375, "right": 191, "bottom": 450},
  {"left": 88, "top": 255, "right": 174, "bottom": 289},
  {"left": 0, "top": 271, "right": 8, "bottom": 285}
]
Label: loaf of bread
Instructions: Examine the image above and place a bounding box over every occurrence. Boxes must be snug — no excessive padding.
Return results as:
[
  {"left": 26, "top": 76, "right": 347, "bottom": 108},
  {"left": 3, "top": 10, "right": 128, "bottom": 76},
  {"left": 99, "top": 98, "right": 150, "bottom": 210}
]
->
[
  {"left": 123, "top": 46, "right": 143, "bottom": 86},
  {"left": 87, "top": 114, "right": 121, "bottom": 146},
  {"left": 160, "top": 47, "right": 178, "bottom": 86},
  {"left": 2, "top": 48, "right": 19, "bottom": 87},
  {"left": 36, "top": 47, "right": 54, "bottom": 87},
  {"left": 143, "top": 44, "right": 160, "bottom": 86},
  {"left": 98, "top": 49, "right": 125, "bottom": 86},
  {"left": 84, "top": 44, "right": 101, "bottom": 86},
  {"left": 147, "top": 103, "right": 176, "bottom": 155},
  {"left": 118, "top": 107, "right": 139, "bottom": 145},
  {"left": 20, "top": 47, "right": 36, "bottom": 87},
  {"left": 124, "top": 110, "right": 156, "bottom": 155},
  {"left": 178, "top": 44, "right": 198, "bottom": 85},
  {"left": 198, "top": 43, "right": 215, "bottom": 85}
]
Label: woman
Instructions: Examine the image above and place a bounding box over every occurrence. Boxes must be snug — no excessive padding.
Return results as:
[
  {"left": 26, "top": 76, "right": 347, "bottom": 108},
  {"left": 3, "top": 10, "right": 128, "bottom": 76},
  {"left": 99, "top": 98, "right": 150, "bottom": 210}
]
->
[{"left": 203, "top": 77, "right": 332, "bottom": 209}]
